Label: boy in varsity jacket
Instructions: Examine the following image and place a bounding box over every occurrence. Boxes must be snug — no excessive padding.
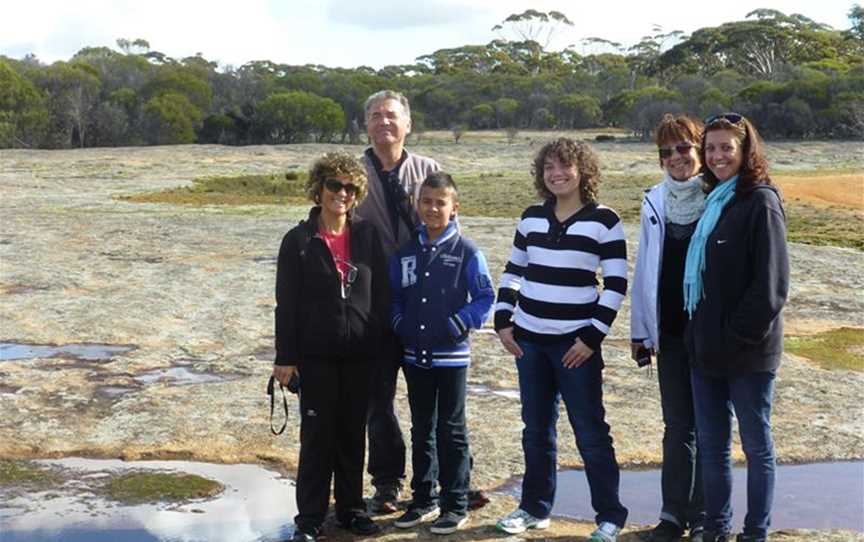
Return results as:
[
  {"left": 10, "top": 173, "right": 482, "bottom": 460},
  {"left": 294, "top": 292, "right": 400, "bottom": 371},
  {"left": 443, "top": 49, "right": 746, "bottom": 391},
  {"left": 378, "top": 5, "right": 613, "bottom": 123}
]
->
[{"left": 389, "top": 172, "right": 494, "bottom": 535}]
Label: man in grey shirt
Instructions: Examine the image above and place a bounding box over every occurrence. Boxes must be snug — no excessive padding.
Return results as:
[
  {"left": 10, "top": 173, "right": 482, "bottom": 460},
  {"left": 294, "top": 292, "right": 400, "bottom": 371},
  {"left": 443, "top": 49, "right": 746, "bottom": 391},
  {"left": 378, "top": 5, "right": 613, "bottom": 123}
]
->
[{"left": 355, "top": 90, "right": 439, "bottom": 513}]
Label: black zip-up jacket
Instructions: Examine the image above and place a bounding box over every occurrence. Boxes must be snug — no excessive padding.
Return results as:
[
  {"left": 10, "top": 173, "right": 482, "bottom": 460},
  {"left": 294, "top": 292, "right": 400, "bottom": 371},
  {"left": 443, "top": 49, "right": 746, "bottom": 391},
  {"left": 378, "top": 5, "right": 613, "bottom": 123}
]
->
[
  {"left": 686, "top": 185, "right": 789, "bottom": 376},
  {"left": 274, "top": 207, "right": 389, "bottom": 366}
]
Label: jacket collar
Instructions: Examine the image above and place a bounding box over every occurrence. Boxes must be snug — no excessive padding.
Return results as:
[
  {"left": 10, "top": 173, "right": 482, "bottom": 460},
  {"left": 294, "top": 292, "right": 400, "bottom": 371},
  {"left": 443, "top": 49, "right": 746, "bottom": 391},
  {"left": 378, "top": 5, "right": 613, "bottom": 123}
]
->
[
  {"left": 365, "top": 147, "right": 408, "bottom": 177},
  {"left": 417, "top": 220, "right": 458, "bottom": 247},
  {"left": 301, "top": 205, "right": 355, "bottom": 236}
]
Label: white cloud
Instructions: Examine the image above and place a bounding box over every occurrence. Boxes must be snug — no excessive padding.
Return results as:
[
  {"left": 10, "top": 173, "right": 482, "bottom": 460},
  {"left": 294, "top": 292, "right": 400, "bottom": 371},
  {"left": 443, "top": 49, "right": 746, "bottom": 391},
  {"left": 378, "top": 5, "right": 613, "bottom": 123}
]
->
[
  {"left": 326, "top": 0, "right": 486, "bottom": 29},
  {"left": 0, "top": 0, "right": 854, "bottom": 69}
]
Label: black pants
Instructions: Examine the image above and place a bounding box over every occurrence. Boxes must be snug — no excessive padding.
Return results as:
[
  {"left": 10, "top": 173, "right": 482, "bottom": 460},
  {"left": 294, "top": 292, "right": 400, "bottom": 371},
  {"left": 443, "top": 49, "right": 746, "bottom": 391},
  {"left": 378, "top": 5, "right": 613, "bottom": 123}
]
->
[
  {"left": 366, "top": 333, "right": 406, "bottom": 489},
  {"left": 403, "top": 363, "right": 470, "bottom": 515},
  {"left": 657, "top": 333, "right": 704, "bottom": 530},
  {"left": 295, "top": 358, "right": 371, "bottom": 531}
]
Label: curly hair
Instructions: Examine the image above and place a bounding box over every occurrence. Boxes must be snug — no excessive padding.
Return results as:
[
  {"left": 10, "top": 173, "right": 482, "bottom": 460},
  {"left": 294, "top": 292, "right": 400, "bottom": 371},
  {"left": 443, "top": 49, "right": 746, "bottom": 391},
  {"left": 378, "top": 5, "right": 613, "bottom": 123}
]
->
[
  {"left": 306, "top": 152, "right": 368, "bottom": 206},
  {"left": 532, "top": 138, "right": 600, "bottom": 204},
  {"left": 655, "top": 114, "right": 704, "bottom": 167},
  {"left": 700, "top": 116, "right": 771, "bottom": 195}
]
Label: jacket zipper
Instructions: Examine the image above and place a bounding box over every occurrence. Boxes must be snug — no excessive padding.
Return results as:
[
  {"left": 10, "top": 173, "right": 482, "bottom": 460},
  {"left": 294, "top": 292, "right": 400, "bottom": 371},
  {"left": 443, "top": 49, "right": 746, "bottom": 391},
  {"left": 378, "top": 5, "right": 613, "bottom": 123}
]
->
[{"left": 643, "top": 190, "right": 664, "bottom": 346}]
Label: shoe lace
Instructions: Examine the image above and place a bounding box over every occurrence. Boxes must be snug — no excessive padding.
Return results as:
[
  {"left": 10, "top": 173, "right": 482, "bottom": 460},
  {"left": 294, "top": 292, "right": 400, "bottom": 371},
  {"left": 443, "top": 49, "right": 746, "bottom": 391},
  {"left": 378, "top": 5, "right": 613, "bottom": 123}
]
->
[
  {"left": 508, "top": 509, "right": 533, "bottom": 522},
  {"left": 591, "top": 522, "right": 620, "bottom": 541}
]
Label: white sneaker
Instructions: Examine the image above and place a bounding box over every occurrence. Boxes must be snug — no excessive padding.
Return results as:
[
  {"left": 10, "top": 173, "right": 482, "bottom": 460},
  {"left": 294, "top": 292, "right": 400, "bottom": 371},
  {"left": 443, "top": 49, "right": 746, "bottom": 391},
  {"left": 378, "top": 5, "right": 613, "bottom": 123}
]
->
[
  {"left": 589, "top": 521, "right": 621, "bottom": 542},
  {"left": 496, "top": 508, "right": 551, "bottom": 534}
]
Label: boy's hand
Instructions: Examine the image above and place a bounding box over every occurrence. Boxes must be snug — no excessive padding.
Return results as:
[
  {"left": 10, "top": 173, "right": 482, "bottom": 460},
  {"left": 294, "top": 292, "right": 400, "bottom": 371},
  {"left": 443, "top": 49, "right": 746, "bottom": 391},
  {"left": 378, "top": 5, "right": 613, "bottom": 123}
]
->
[
  {"left": 562, "top": 339, "right": 593, "bottom": 368},
  {"left": 497, "top": 327, "right": 523, "bottom": 358}
]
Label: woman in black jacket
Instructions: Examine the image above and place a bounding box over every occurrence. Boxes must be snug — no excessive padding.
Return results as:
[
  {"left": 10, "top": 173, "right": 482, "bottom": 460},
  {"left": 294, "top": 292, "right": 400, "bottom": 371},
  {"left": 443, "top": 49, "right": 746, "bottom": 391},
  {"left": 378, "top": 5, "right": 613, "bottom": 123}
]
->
[
  {"left": 683, "top": 114, "right": 789, "bottom": 542},
  {"left": 273, "top": 152, "right": 389, "bottom": 542}
]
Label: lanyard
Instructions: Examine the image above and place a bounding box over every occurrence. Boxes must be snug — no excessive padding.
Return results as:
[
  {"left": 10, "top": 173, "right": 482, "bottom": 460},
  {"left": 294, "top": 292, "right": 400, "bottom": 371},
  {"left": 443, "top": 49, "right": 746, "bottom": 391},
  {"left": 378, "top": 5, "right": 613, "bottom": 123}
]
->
[{"left": 267, "top": 375, "right": 289, "bottom": 435}]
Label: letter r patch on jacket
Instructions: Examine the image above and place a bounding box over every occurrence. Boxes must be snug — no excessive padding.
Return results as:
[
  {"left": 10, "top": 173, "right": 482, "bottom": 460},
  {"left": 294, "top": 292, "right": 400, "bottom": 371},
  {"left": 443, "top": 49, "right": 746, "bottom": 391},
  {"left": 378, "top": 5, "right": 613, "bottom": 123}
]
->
[{"left": 400, "top": 256, "right": 418, "bottom": 287}]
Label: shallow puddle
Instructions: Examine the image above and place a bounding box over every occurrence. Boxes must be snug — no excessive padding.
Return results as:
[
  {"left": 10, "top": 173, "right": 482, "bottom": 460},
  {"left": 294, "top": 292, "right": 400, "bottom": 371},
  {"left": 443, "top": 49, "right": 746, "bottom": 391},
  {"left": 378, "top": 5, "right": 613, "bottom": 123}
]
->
[
  {"left": 0, "top": 458, "right": 297, "bottom": 542},
  {"left": 0, "top": 343, "right": 134, "bottom": 362},
  {"left": 134, "top": 365, "right": 237, "bottom": 386},
  {"left": 526, "top": 461, "right": 863, "bottom": 531},
  {"left": 467, "top": 384, "right": 521, "bottom": 400}
]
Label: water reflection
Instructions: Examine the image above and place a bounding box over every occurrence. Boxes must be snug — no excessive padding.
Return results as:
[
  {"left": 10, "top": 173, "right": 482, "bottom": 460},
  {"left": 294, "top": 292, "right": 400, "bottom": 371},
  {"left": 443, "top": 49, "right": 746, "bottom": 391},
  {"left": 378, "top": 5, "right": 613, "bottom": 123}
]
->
[
  {"left": 0, "top": 343, "right": 134, "bottom": 362},
  {"left": 541, "top": 461, "right": 864, "bottom": 531},
  {"left": 0, "top": 458, "right": 297, "bottom": 542},
  {"left": 467, "top": 384, "right": 521, "bottom": 400},
  {"left": 134, "top": 366, "right": 236, "bottom": 386}
]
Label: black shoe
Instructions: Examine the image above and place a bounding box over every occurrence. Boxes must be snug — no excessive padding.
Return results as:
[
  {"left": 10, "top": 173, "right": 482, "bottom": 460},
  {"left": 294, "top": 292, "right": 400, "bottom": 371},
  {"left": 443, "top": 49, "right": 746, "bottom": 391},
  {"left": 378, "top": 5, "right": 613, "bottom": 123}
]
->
[
  {"left": 394, "top": 504, "right": 440, "bottom": 528},
  {"left": 702, "top": 532, "right": 730, "bottom": 542},
  {"left": 430, "top": 511, "right": 468, "bottom": 535},
  {"left": 291, "top": 526, "right": 320, "bottom": 542},
  {"left": 690, "top": 527, "right": 705, "bottom": 542},
  {"left": 369, "top": 485, "right": 400, "bottom": 514},
  {"left": 467, "top": 489, "right": 490, "bottom": 510},
  {"left": 642, "top": 520, "right": 684, "bottom": 542},
  {"left": 339, "top": 514, "right": 382, "bottom": 536},
  {"left": 735, "top": 535, "right": 766, "bottom": 542}
]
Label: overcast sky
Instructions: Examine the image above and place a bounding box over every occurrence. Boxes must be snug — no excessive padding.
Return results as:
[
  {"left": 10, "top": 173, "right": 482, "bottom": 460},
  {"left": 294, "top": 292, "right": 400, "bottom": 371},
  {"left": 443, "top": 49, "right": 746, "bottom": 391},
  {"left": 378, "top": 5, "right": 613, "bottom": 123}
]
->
[{"left": 1, "top": 0, "right": 856, "bottom": 69}]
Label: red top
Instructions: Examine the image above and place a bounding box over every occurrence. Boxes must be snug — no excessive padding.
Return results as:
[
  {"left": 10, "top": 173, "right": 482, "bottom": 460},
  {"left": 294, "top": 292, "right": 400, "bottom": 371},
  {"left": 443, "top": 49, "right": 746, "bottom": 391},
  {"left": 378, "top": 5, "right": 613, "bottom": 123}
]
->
[{"left": 319, "top": 225, "right": 352, "bottom": 284}]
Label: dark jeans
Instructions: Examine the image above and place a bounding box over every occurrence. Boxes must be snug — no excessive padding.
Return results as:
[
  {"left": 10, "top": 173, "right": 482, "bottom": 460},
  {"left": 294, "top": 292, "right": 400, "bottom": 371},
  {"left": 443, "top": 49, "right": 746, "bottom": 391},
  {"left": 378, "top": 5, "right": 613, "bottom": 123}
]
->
[
  {"left": 691, "top": 368, "right": 776, "bottom": 540},
  {"left": 366, "top": 332, "right": 406, "bottom": 489},
  {"left": 403, "top": 363, "right": 470, "bottom": 514},
  {"left": 657, "top": 334, "right": 704, "bottom": 530},
  {"left": 295, "top": 359, "right": 371, "bottom": 531},
  {"left": 515, "top": 338, "right": 628, "bottom": 527}
]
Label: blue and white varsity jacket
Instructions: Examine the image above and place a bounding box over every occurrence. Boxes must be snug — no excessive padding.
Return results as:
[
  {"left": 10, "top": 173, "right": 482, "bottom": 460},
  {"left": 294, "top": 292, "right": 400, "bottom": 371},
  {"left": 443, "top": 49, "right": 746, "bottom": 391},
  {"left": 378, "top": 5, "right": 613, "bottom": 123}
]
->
[{"left": 389, "top": 221, "right": 495, "bottom": 368}]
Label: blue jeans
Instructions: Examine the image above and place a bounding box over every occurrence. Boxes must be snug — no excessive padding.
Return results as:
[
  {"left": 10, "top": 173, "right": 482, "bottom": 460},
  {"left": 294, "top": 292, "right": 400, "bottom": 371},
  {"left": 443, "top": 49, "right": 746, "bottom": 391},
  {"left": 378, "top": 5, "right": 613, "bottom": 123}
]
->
[
  {"left": 691, "top": 368, "right": 776, "bottom": 539},
  {"left": 515, "top": 338, "right": 628, "bottom": 527},
  {"left": 403, "top": 363, "right": 470, "bottom": 514},
  {"left": 657, "top": 334, "right": 704, "bottom": 530}
]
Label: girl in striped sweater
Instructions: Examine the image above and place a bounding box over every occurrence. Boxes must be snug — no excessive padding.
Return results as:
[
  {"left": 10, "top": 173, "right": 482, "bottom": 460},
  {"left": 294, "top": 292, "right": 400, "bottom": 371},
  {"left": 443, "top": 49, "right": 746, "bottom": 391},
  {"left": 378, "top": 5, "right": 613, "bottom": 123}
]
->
[{"left": 494, "top": 138, "right": 629, "bottom": 542}]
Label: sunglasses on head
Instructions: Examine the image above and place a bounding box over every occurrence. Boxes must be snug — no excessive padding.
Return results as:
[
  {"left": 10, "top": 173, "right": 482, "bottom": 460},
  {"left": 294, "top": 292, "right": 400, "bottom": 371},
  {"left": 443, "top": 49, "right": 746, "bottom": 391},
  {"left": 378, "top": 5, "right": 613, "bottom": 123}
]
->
[
  {"left": 324, "top": 179, "right": 359, "bottom": 196},
  {"left": 658, "top": 143, "right": 696, "bottom": 159},
  {"left": 705, "top": 112, "right": 744, "bottom": 126}
]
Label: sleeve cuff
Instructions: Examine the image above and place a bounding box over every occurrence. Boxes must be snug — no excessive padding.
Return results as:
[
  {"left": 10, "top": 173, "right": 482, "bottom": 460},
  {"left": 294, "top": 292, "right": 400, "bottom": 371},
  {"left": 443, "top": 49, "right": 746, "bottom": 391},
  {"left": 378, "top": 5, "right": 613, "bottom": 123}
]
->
[
  {"left": 494, "top": 311, "right": 514, "bottom": 331},
  {"left": 448, "top": 314, "right": 468, "bottom": 341},
  {"left": 577, "top": 326, "right": 605, "bottom": 350}
]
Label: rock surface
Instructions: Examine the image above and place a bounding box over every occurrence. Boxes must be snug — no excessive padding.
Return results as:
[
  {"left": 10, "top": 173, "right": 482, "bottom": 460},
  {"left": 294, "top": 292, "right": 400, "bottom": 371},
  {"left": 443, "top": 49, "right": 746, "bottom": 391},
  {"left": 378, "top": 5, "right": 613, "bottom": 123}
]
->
[{"left": 1, "top": 144, "right": 862, "bottom": 540}]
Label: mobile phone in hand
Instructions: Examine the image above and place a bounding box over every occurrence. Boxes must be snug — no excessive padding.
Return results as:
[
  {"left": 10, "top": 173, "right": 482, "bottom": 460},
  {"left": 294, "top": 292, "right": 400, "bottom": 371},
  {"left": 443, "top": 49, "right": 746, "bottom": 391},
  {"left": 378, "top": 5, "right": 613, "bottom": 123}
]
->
[{"left": 635, "top": 347, "right": 652, "bottom": 367}]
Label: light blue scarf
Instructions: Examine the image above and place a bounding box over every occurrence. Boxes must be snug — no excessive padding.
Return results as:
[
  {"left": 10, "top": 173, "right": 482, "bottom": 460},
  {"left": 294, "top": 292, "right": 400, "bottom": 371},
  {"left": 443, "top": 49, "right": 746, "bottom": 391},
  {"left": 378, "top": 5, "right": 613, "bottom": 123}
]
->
[{"left": 683, "top": 176, "right": 738, "bottom": 317}]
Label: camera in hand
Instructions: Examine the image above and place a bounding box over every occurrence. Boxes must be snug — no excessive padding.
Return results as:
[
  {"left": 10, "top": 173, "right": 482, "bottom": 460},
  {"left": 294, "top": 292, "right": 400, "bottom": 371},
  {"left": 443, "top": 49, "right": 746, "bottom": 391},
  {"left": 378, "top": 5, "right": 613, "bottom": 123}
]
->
[{"left": 287, "top": 373, "right": 300, "bottom": 394}]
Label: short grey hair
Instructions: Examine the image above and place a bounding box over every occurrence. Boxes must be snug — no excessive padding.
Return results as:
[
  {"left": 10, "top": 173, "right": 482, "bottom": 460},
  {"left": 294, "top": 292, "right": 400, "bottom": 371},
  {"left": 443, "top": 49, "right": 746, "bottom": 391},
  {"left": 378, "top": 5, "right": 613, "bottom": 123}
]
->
[{"left": 364, "top": 90, "right": 411, "bottom": 119}]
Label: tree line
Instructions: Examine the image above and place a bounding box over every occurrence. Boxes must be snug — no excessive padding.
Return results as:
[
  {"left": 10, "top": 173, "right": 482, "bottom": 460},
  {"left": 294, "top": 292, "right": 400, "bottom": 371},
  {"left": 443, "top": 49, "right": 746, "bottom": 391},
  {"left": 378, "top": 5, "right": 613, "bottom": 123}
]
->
[{"left": 1, "top": 7, "right": 862, "bottom": 149}]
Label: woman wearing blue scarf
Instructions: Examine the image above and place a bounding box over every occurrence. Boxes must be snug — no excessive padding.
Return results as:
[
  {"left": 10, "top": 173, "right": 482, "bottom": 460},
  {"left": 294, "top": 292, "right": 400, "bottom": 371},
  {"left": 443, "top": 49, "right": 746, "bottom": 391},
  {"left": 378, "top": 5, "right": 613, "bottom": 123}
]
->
[{"left": 683, "top": 114, "right": 789, "bottom": 542}]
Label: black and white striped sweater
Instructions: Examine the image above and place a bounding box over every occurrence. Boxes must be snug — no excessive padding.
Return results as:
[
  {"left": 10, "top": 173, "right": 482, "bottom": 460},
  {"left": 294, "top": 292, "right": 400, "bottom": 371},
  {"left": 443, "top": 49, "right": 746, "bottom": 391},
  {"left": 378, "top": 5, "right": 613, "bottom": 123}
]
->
[{"left": 494, "top": 201, "right": 628, "bottom": 348}]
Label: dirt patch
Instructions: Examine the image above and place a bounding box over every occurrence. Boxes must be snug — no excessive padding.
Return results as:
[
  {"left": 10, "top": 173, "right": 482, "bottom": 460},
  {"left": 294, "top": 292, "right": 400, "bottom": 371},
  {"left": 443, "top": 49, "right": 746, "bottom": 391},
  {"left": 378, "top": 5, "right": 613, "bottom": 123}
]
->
[{"left": 775, "top": 174, "right": 864, "bottom": 209}]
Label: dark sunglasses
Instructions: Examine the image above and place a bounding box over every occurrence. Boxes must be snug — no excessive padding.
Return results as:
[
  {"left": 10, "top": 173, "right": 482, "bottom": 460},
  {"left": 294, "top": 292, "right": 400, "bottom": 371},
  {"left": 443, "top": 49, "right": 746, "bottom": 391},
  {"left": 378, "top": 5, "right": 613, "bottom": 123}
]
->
[
  {"left": 705, "top": 112, "right": 744, "bottom": 125},
  {"left": 324, "top": 179, "right": 359, "bottom": 196},
  {"left": 658, "top": 143, "right": 696, "bottom": 159}
]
